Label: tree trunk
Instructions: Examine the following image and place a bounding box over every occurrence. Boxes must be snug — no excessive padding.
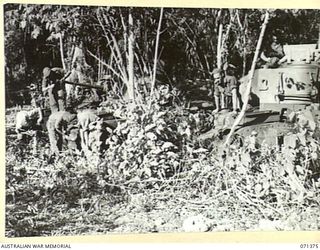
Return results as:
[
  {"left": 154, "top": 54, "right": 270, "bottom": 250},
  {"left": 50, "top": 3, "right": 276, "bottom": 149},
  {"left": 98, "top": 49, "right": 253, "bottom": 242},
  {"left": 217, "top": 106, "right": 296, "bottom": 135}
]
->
[
  {"left": 149, "top": 8, "right": 164, "bottom": 104},
  {"left": 127, "top": 10, "right": 135, "bottom": 101},
  {"left": 224, "top": 12, "right": 269, "bottom": 146},
  {"left": 59, "top": 33, "right": 66, "bottom": 71},
  {"left": 242, "top": 35, "right": 247, "bottom": 77},
  {"left": 318, "top": 24, "right": 320, "bottom": 48},
  {"left": 98, "top": 47, "right": 101, "bottom": 80},
  {"left": 217, "top": 24, "right": 223, "bottom": 69}
]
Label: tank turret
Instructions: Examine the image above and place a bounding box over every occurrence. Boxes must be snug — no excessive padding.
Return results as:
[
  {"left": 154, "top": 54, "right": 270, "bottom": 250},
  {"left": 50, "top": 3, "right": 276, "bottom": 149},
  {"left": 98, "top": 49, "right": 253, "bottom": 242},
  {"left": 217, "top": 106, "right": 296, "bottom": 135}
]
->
[{"left": 251, "top": 44, "right": 320, "bottom": 112}]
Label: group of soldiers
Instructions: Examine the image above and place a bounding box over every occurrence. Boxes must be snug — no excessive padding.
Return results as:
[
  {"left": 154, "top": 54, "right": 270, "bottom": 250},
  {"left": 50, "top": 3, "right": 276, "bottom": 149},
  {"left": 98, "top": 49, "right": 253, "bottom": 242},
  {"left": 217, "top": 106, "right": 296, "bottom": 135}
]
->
[
  {"left": 14, "top": 64, "right": 241, "bottom": 158},
  {"left": 211, "top": 33, "right": 289, "bottom": 113},
  {"left": 211, "top": 64, "right": 239, "bottom": 113},
  {"left": 14, "top": 32, "right": 290, "bottom": 157},
  {"left": 15, "top": 67, "right": 112, "bottom": 157}
]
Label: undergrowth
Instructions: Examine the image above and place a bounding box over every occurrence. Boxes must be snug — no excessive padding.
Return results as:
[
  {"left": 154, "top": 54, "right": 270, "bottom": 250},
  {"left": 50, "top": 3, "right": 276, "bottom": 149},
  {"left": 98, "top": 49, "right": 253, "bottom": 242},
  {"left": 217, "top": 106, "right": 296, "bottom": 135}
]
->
[{"left": 5, "top": 97, "right": 320, "bottom": 236}]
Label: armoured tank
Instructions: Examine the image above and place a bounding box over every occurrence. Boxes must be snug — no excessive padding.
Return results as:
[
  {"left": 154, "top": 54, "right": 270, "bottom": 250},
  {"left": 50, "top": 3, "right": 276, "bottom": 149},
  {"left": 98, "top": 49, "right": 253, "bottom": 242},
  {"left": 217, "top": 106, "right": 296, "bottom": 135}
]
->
[{"left": 199, "top": 43, "right": 320, "bottom": 147}]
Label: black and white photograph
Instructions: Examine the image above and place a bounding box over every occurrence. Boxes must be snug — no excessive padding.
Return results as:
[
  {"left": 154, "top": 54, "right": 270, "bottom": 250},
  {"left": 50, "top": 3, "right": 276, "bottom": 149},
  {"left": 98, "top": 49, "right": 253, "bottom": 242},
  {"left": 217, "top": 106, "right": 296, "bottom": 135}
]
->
[{"left": 4, "top": 3, "right": 320, "bottom": 238}]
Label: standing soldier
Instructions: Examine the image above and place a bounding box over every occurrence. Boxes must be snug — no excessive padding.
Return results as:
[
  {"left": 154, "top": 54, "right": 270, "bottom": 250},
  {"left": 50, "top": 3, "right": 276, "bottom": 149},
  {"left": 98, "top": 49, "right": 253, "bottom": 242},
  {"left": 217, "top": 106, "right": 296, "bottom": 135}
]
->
[
  {"left": 223, "top": 63, "right": 239, "bottom": 113},
  {"left": 212, "top": 68, "right": 225, "bottom": 113},
  {"left": 42, "top": 67, "right": 69, "bottom": 113}
]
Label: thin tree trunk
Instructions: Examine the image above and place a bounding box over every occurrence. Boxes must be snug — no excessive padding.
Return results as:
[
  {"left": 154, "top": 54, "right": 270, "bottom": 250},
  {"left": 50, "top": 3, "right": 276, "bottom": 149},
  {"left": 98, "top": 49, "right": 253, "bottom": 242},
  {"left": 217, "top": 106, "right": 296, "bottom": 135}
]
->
[
  {"left": 98, "top": 47, "right": 101, "bottom": 79},
  {"left": 66, "top": 36, "right": 76, "bottom": 71},
  {"left": 149, "top": 7, "right": 164, "bottom": 103},
  {"left": 221, "top": 10, "right": 236, "bottom": 67},
  {"left": 59, "top": 33, "right": 66, "bottom": 71},
  {"left": 217, "top": 24, "right": 223, "bottom": 69},
  {"left": 242, "top": 36, "right": 247, "bottom": 77},
  {"left": 237, "top": 11, "right": 248, "bottom": 77},
  {"left": 224, "top": 12, "right": 269, "bottom": 146},
  {"left": 120, "top": 10, "right": 128, "bottom": 65},
  {"left": 318, "top": 24, "right": 320, "bottom": 49},
  {"left": 127, "top": 10, "right": 135, "bottom": 101}
]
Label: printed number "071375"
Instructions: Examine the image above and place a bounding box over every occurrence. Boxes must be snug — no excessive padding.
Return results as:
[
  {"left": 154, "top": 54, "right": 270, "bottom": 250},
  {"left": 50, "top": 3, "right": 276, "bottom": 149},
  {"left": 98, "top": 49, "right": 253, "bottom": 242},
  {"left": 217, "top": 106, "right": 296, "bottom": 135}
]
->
[{"left": 300, "top": 244, "right": 319, "bottom": 248}]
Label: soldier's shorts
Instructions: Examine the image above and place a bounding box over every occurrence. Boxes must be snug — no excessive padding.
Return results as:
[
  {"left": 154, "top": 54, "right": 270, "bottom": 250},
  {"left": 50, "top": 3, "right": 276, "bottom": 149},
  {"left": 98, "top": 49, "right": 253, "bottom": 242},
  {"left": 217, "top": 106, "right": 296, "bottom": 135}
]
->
[
  {"left": 214, "top": 85, "right": 225, "bottom": 96},
  {"left": 224, "top": 75, "right": 238, "bottom": 92}
]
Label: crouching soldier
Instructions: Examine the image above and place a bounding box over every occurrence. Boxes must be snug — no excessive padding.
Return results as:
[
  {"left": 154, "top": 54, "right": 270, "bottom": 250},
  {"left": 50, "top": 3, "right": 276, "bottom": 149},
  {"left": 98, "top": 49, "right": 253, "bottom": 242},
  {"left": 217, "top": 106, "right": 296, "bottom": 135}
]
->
[
  {"left": 15, "top": 107, "right": 43, "bottom": 153},
  {"left": 64, "top": 124, "right": 81, "bottom": 154},
  {"left": 77, "top": 109, "right": 99, "bottom": 154},
  {"left": 88, "top": 119, "right": 114, "bottom": 156},
  {"left": 46, "top": 111, "right": 77, "bottom": 155}
]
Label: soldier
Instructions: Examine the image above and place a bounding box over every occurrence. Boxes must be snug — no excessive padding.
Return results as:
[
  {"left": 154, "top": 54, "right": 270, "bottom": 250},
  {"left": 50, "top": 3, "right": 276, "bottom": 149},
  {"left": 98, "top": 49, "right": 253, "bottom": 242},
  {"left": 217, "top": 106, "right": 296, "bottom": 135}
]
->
[
  {"left": 42, "top": 67, "right": 70, "bottom": 113},
  {"left": 223, "top": 63, "right": 239, "bottom": 113},
  {"left": 65, "top": 66, "right": 80, "bottom": 109},
  {"left": 46, "top": 111, "right": 77, "bottom": 155},
  {"left": 15, "top": 106, "right": 43, "bottom": 154},
  {"left": 15, "top": 107, "right": 43, "bottom": 140},
  {"left": 64, "top": 124, "right": 81, "bottom": 154},
  {"left": 77, "top": 109, "right": 99, "bottom": 153},
  {"left": 260, "top": 35, "right": 287, "bottom": 68},
  {"left": 212, "top": 68, "right": 225, "bottom": 113}
]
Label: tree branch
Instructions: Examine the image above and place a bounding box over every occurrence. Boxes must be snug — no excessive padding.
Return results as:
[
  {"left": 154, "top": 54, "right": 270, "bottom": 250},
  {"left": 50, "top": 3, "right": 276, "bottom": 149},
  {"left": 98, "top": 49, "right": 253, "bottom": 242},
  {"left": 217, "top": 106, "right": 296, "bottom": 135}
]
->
[
  {"left": 87, "top": 49, "right": 121, "bottom": 79},
  {"left": 96, "top": 8, "right": 129, "bottom": 83},
  {"left": 224, "top": 11, "right": 270, "bottom": 146}
]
